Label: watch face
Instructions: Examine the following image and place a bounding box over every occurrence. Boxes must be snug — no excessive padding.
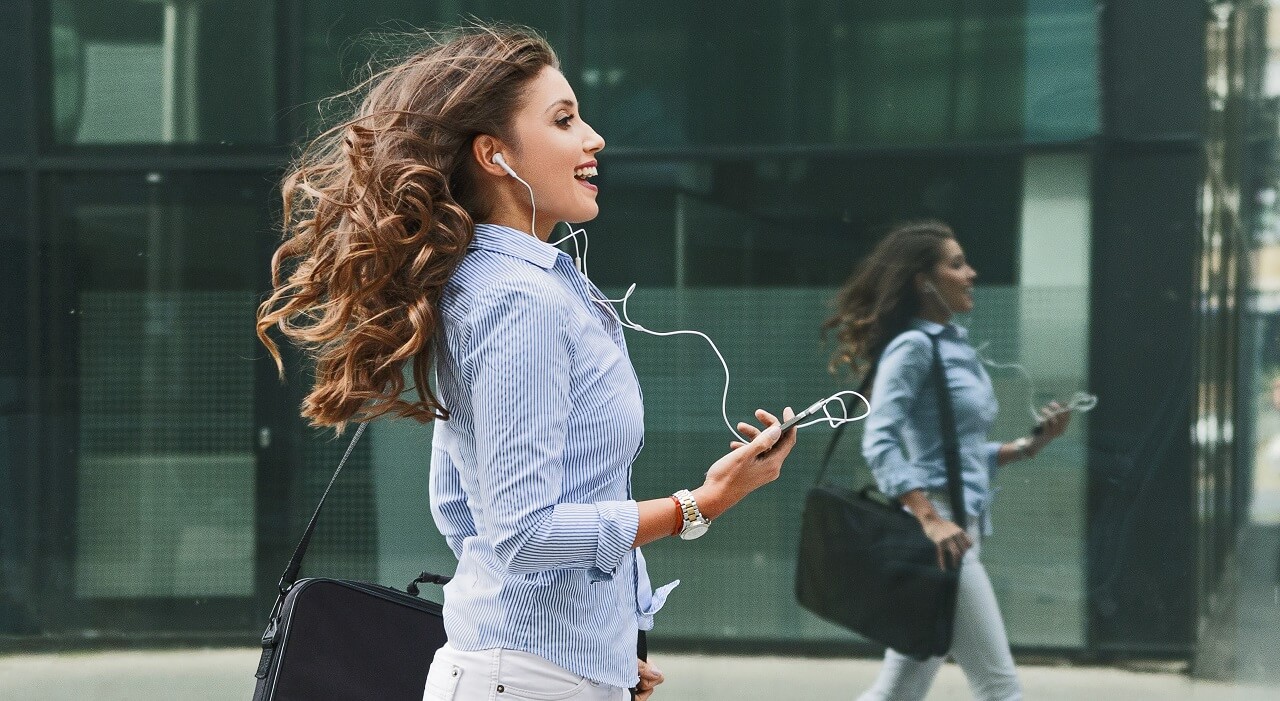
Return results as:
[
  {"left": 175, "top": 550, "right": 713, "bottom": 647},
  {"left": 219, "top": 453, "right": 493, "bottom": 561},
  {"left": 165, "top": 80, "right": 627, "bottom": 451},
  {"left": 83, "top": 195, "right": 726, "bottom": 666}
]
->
[{"left": 679, "top": 521, "right": 709, "bottom": 540}]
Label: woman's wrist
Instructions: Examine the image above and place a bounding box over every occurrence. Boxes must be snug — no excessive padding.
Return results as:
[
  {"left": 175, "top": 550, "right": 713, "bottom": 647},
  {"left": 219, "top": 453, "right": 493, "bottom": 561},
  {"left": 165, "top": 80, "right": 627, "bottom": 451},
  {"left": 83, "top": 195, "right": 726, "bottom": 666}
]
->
[
  {"left": 1016, "top": 434, "right": 1057, "bottom": 460},
  {"left": 899, "top": 489, "right": 941, "bottom": 524},
  {"left": 691, "top": 483, "right": 735, "bottom": 522},
  {"left": 1011, "top": 436, "right": 1034, "bottom": 461}
]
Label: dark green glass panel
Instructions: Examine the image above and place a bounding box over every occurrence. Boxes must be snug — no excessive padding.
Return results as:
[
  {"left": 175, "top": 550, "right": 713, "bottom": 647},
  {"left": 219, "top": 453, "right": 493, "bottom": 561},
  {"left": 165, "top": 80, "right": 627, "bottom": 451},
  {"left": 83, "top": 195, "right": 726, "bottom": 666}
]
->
[
  {"left": 51, "top": 1, "right": 276, "bottom": 145},
  {"left": 0, "top": 174, "right": 30, "bottom": 634},
  {"left": 40, "top": 172, "right": 273, "bottom": 634},
  {"left": 298, "top": 1, "right": 568, "bottom": 123},
  {"left": 0, "top": 4, "right": 27, "bottom": 153},
  {"left": 585, "top": 155, "right": 1021, "bottom": 287},
  {"left": 581, "top": 0, "right": 1096, "bottom": 148}
]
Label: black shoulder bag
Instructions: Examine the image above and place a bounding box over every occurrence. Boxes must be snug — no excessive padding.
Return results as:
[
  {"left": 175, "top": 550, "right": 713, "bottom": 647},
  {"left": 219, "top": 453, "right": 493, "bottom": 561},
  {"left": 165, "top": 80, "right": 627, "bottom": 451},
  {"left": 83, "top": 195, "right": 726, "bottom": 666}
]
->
[
  {"left": 794, "top": 332, "right": 966, "bottom": 660},
  {"left": 252, "top": 423, "right": 452, "bottom": 701}
]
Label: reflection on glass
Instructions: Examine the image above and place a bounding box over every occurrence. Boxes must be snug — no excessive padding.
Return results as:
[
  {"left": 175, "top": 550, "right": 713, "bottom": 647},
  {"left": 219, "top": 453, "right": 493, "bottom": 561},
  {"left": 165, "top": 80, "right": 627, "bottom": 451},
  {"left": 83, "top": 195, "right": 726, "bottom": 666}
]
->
[
  {"left": 55, "top": 174, "right": 263, "bottom": 599},
  {"left": 0, "top": 4, "right": 28, "bottom": 152},
  {"left": 298, "top": 1, "right": 566, "bottom": 120},
  {"left": 0, "top": 176, "right": 28, "bottom": 635},
  {"left": 582, "top": 0, "right": 1097, "bottom": 148},
  {"left": 51, "top": 0, "right": 275, "bottom": 145},
  {"left": 587, "top": 156, "right": 1020, "bottom": 288}
]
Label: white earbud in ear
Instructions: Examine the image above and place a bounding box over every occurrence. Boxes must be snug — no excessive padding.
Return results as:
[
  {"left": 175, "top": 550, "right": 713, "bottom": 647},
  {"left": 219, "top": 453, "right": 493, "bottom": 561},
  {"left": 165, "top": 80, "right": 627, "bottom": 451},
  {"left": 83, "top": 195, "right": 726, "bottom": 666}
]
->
[
  {"left": 491, "top": 152, "right": 537, "bottom": 234},
  {"left": 492, "top": 152, "right": 518, "bottom": 179}
]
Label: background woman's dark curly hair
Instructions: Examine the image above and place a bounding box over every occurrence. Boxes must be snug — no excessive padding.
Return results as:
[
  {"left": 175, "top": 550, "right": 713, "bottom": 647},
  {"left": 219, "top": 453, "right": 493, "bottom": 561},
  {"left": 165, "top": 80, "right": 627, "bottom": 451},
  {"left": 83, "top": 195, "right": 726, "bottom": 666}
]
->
[
  {"left": 256, "top": 24, "right": 557, "bottom": 429},
  {"left": 824, "top": 219, "right": 957, "bottom": 380}
]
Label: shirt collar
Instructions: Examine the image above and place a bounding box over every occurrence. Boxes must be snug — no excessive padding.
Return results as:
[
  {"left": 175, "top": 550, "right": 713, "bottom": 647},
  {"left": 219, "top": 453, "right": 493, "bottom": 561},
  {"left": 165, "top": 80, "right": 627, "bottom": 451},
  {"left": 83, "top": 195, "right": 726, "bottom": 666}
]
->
[
  {"left": 912, "top": 317, "right": 968, "bottom": 340},
  {"left": 470, "top": 223, "right": 562, "bottom": 270}
]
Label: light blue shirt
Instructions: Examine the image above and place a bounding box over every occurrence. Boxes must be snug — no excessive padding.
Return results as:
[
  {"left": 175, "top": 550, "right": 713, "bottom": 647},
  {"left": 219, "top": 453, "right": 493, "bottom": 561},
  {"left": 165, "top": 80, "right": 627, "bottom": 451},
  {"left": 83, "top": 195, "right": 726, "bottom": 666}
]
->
[
  {"left": 861, "top": 319, "right": 1003, "bottom": 529},
  {"left": 429, "top": 224, "right": 676, "bottom": 689}
]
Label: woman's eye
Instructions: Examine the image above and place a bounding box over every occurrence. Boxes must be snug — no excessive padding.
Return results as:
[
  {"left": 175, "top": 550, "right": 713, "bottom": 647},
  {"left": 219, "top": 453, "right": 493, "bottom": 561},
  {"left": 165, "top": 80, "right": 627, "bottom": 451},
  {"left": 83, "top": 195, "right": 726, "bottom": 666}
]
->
[{"left": 555, "top": 115, "right": 573, "bottom": 128}]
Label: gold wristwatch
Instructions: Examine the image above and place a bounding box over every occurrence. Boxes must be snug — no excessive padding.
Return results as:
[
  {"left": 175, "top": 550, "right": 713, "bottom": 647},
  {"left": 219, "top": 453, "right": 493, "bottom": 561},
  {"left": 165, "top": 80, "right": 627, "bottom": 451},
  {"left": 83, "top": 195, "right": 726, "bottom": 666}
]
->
[{"left": 672, "top": 489, "right": 710, "bottom": 540}]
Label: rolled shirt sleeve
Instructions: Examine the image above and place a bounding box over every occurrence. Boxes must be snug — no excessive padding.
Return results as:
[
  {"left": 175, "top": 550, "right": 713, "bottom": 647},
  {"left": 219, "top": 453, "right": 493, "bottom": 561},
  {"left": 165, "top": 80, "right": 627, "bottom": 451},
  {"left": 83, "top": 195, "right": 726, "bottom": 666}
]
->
[
  {"left": 862, "top": 331, "right": 934, "bottom": 498},
  {"left": 464, "top": 282, "right": 638, "bottom": 579},
  {"left": 985, "top": 440, "right": 1003, "bottom": 473}
]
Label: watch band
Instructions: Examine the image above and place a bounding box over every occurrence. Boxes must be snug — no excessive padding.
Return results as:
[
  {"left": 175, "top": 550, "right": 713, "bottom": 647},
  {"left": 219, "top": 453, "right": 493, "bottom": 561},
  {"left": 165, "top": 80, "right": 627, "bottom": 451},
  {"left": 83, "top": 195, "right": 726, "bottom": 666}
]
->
[
  {"left": 1013, "top": 436, "right": 1033, "bottom": 461},
  {"left": 672, "top": 489, "right": 710, "bottom": 540},
  {"left": 668, "top": 495, "right": 684, "bottom": 537}
]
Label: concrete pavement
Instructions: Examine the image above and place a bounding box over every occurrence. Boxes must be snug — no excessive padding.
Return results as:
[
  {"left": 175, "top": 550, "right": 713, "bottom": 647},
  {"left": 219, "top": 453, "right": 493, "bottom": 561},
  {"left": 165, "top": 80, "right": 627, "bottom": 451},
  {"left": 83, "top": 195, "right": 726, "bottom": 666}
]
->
[{"left": 1, "top": 648, "right": 1277, "bottom": 700}]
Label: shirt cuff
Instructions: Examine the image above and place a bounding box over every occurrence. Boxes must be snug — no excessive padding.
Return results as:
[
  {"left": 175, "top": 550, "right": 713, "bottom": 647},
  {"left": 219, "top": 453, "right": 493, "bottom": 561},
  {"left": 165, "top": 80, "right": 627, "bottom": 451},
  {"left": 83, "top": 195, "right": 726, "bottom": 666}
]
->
[
  {"left": 586, "top": 500, "right": 639, "bottom": 583},
  {"left": 633, "top": 548, "right": 679, "bottom": 631},
  {"left": 879, "top": 470, "right": 929, "bottom": 499},
  {"left": 986, "top": 441, "right": 1003, "bottom": 471}
]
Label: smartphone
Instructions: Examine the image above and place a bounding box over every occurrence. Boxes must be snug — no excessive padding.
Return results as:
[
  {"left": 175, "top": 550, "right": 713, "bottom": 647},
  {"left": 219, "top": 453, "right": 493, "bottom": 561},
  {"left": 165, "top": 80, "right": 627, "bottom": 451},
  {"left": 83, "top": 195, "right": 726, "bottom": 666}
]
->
[{"left": 776, "top": 399, "right": 827, "bottom": 432}]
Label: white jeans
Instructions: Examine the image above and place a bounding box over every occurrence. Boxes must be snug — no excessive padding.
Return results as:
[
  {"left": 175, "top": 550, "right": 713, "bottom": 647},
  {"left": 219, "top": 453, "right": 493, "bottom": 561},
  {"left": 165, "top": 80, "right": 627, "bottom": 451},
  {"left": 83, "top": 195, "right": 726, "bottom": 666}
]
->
[
  {"left": 857, "top": 502, "right": 1022, "bottom": 701},
  {"left": 423, "top": 643, "right": 628, "bottom": 701}
]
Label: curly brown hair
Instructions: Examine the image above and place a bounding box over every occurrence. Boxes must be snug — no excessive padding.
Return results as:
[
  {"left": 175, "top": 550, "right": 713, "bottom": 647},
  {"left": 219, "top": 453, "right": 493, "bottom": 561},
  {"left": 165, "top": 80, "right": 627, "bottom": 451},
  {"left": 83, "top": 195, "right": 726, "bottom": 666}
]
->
[
  {"left": 256, "top": 24, "right": 558, "bottom": 429},
  {"left": 823, "top": 220, "right": 956, "bottom": 378}
]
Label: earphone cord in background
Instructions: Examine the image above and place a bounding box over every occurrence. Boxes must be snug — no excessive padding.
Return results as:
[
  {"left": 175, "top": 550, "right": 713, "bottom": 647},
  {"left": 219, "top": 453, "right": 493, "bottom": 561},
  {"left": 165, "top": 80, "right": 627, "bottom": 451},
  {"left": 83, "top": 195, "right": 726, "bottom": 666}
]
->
[{"left": 973, "top": 341, "right": 1098, "bottom": 423}]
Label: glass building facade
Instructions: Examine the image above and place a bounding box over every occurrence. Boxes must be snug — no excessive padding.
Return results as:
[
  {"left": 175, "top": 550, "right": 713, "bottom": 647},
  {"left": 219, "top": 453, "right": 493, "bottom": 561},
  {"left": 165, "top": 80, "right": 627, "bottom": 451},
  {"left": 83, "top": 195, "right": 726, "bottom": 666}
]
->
[{"left": 1, "top": 0, "right": 1277, "bottom": 692}]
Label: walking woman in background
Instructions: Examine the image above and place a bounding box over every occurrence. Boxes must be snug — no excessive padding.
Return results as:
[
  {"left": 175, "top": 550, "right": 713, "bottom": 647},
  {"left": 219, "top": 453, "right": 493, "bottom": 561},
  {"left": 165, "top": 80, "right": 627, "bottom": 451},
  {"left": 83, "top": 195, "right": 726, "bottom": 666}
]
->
[
  {"left": 824, "top": 220, "right": 1070, "bottom": 701},
  {"left": 256, "top": 24, "right": 797, "bottom": 701}
]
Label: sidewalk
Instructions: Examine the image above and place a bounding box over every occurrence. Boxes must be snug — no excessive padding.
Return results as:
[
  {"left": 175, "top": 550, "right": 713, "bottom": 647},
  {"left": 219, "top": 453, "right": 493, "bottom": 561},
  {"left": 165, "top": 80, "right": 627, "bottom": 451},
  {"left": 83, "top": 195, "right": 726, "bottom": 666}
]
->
[{"left": 0, "top": 649, "right": 1276, "bottom": 700}]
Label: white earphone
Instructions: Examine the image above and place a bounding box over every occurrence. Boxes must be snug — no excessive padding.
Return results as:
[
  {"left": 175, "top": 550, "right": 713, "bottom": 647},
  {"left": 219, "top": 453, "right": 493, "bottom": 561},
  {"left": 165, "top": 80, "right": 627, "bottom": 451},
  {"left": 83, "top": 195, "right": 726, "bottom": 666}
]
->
[
  {"left": 921, "top": 278, "right": 955, "bottom": 316},
  {"left": 491, "top": 152, "right": 517, "bottom": 178},
  {"left": 491, "top": 152, "right": 536, "bottom": 234}
]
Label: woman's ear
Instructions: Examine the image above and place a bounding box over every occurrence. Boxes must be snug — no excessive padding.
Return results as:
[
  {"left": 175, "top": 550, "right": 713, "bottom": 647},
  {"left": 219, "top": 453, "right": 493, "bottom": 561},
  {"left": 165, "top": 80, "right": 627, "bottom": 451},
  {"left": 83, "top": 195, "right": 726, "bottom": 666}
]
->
[
  {"left": 914, "top": 271, "right": 932, "bottom": 295},
  {"left": 471, "top": 134, "right": 510, "bottom": 178}
]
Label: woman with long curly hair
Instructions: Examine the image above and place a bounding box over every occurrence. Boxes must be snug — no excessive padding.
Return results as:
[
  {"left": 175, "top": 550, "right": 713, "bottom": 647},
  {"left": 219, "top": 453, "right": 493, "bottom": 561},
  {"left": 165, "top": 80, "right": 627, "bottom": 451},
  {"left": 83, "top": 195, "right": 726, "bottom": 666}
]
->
[
  {"left": 257, "top": 24, "right": 797, "bottom": 701},
  {"left": 825, "top": 220, "right": 1070, "bottom": 701}
]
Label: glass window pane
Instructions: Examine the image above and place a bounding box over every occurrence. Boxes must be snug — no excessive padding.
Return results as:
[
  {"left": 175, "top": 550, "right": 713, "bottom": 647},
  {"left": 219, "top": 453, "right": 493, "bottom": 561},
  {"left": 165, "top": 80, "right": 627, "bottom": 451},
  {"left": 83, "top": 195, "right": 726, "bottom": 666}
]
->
[
  {"left": 52, "top": 1, "right": 276, "bottom": 145},
  {"left": 47, "top": 173, "right": 269, "bottom": 625},
  {"left": 586, "top": 155, "right": 1021, "bottom": 288},
  {"left": 0, "top": 4, "right": 27, "bottom": 153},
  {"left": 581, "top": 0, "right": 1098, "bottom": 148},
  {"left": 0, "top": 174, "right": 30, "bottom": 635},
  {"left": 575, "top": 153, "right": 1089, "bottom": 647},
  {"left": 298, "top": 1, "right": 568, "bottom": 114}
]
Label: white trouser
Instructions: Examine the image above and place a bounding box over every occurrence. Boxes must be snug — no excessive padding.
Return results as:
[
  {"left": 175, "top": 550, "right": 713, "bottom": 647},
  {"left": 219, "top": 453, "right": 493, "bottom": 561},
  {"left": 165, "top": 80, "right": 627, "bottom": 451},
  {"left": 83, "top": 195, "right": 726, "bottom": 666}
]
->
[
  {"left": 856, "top": 500, "right": 1022, "bottom": 701},
  {"left": 423, "top": 642, "right": 628, "bottom": 701}
]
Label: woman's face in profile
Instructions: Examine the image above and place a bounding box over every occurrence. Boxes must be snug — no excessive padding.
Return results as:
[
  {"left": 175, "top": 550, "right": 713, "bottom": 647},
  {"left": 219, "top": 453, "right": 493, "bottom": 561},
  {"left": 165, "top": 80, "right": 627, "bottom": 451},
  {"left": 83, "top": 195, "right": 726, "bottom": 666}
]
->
[
  {"left": 504, "top": 66, "right": 606, "bottom": 230},
  {"left": 929, "top": 238, "right": 978, "bottom": 314}
]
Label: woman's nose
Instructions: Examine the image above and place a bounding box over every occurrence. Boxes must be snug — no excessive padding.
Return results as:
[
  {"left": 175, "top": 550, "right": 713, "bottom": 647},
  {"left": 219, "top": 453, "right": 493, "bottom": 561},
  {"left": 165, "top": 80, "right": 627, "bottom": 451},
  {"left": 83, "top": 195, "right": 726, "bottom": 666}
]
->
[{"left": 583, "top": 121, "right": 605, "bottom": 154}]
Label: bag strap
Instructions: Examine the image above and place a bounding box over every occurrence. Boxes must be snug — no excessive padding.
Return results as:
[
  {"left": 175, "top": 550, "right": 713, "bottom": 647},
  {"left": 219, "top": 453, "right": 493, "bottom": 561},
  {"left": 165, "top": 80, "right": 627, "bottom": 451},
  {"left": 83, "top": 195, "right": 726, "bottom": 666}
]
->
[
  {"left": 812, "top": 361, "right": 878, "bottom": 486},
  {"left": 930, "top": 333, "right": 968, "bottom": 531},
  {"left": 275, "top": 422, "right": 368, "bottom": 593},
  {"left": 812, "top": 330, "right": 968, "bottom": 531}
]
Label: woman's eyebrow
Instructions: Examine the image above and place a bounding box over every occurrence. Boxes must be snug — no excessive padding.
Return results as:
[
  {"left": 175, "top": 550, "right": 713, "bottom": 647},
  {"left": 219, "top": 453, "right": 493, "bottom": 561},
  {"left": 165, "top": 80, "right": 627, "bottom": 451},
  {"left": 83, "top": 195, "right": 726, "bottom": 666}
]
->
[{"left": 544, "top": 98, "right": 576, "bottom": 114}]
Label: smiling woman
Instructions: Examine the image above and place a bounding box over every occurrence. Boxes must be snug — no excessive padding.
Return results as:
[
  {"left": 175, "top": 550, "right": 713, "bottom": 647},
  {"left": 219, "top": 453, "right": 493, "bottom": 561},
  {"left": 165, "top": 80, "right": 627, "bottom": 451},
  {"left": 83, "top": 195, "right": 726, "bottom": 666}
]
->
[
  {"left": 254, "top": 23, "right": 798, "bottom": 701},
  {"left": 468, "top": 67, "right": 605, "bottom": 240},
  {"left": 823, "top": 220, "right": 1072, "bottom": 701}
]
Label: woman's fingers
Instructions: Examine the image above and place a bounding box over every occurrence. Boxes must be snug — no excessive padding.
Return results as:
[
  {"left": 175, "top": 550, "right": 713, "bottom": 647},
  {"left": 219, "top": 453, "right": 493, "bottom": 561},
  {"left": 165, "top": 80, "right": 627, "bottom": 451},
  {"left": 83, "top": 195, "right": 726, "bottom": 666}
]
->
[
  {"left": 755, "top": 408, "right": 780, "bottom": 427},
  {"left": 737, "top": 422, "right": 761, "bottom": 439},
  {"left": 742, "top": 410, "right": 784, "bottom": 455},
  {"left": 635, "top": 659, "right": 664, "bottom": 700}
]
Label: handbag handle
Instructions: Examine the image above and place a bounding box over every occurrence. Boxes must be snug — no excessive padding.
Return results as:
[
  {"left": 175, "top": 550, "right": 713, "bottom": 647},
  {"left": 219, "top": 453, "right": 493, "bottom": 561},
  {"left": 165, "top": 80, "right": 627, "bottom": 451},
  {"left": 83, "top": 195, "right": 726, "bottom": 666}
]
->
[
  {"left": 813, "top": 331, "right": 967, "bottom": 529},
  {"left": 275, "top": 422, "right": 368, "bottom": 594}
]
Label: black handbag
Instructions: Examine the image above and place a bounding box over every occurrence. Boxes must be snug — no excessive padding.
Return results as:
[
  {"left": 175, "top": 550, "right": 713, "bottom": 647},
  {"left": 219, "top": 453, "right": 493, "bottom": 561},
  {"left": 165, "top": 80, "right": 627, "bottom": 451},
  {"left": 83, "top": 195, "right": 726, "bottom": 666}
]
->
[
  {"left": 252, "top": 423, "right": 452, "bottom": 700},
  {"left": 795, "top": 332, "right": 966, "bottom": 660}
]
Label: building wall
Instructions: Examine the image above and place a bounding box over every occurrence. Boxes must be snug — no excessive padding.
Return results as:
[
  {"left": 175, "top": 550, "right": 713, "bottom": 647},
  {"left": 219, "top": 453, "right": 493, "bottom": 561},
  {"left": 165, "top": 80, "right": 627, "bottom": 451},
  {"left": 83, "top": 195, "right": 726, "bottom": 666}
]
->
[{"left": 0, "top": 0, "right": 1239, "bottom": 663}]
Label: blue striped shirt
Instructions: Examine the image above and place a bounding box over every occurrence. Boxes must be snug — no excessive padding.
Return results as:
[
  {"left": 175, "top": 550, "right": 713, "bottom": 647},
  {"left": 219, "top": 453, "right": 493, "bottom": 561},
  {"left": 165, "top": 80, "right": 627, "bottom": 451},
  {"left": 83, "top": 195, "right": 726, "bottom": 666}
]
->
[
  {"left": 429, "top": 224, "right": 677, "bottom": 688},
  {"left": 862, "top": 320, "right": 1003, "bottom": 531}
]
